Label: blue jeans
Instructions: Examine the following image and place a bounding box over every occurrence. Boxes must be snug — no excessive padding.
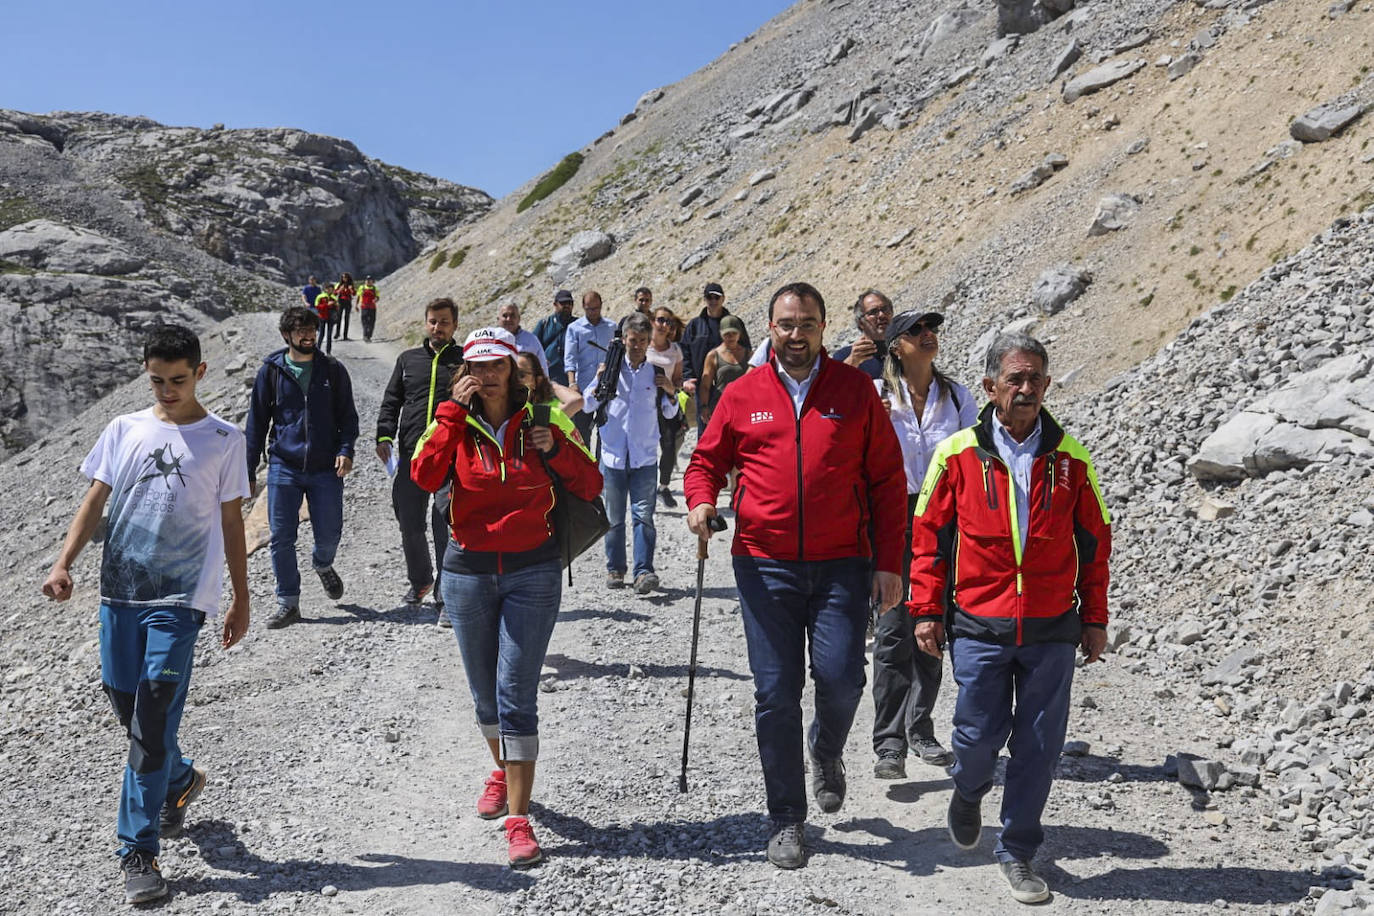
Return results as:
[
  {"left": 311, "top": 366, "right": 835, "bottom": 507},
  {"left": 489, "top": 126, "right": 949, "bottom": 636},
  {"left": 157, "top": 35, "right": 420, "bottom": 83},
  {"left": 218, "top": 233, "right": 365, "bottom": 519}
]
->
[
  {"left": 267, "top": 462, "right": 344, "bottom": 606},
  {"left": 601, "top": 463, "right": 658, "bottom": 577},
  {"left": 949, "top": 639, "right": 1076, "bottom": 863},
  {"left": 440, "top": 556, "right": 562, "bottom": 761},
  {"left": 99, "top": 603, "right": 204, "bottom": 857},
  {"left": 733, "top": 556, "right": 870, "bottom": 824}
]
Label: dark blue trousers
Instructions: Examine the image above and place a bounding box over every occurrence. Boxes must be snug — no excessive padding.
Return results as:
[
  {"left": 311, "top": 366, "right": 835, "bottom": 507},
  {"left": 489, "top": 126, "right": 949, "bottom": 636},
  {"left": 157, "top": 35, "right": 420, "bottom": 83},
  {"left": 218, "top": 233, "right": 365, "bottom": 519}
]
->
[
  {"left": 734, "top": 556, "right": 869, "bottom": 825},
  {"left": 949, "top": 638, "right": 1076, "bottom": 863}
]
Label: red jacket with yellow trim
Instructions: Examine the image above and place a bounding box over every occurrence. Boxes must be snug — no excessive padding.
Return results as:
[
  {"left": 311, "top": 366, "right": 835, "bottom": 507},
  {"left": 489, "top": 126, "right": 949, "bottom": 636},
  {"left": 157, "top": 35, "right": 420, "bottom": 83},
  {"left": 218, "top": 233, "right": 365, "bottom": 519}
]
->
[
  {"left": 683, "top": 352, "right": 907, "bottom": 572},
  {"left": 908, "top": 404, "right": 1111, "bottom": 646},
  {"left": 411, "top": 399, "right": 601, "bottom": 568}
]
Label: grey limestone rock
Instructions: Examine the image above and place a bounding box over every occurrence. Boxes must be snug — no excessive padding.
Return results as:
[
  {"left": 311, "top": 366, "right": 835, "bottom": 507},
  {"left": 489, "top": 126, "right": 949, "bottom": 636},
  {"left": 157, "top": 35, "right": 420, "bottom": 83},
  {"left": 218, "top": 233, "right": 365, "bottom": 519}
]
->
[
  {"left": 1177, "top": 753, "right": 1226, "bottom": 791},
  {"left": 1088, "top": 193, "right": 1140, "bottom": 236},
  {"left": 1032, "top": 264, "right": 1092, "bottom": 315},
  {"left": 1291, "top": 104, "right": 1364, "bottom": 143},
  {"left": 0, "top": 219, "right": 144, "bottom": 275},
  {"left": 1049, "top": 39, "right": 1083, "bottom": 79},
  {"left": 1167, "top": 51, "right": 1202, "bottom": 80},
  {"left": 550, "top": 230, "right": 615, "bottom": 274},
  {"left": 1064, "top": 59, "right": 1147, "bottom": 103},
  {"left": 1009, "top": 153, "right": 1069, "bottom": 195}
]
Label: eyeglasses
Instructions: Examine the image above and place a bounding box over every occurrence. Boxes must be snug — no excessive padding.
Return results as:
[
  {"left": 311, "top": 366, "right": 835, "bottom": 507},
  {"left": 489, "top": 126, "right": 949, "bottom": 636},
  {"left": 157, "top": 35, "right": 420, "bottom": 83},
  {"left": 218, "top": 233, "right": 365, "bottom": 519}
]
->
[
  {"left": 653, "top": 316, "right": 673, "bottom": 324},
  {"left": 863, "top": 304, "right": 894, "bottom": 319},
  {"left": 773, "top": 320, "right": 821, "bottom": 335}
]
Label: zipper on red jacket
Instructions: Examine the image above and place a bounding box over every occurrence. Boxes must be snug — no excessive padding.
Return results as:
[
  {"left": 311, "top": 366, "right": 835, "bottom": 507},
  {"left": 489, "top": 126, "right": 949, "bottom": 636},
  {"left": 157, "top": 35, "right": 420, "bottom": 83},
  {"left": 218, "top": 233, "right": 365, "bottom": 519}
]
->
[
  {"left": 984, "top": 450, "right": 1026, "bottom": 644},
  {"left": 794, "top": 410, "right": 805, "bottom": 560}
]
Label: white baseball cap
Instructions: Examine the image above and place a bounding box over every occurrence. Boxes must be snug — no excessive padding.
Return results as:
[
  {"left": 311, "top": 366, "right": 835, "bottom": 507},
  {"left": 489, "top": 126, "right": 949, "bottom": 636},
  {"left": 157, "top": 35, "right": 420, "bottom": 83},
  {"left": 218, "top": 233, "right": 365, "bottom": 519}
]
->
[{"left": 462, "top": 327, "right": 519, "bottom": 362}]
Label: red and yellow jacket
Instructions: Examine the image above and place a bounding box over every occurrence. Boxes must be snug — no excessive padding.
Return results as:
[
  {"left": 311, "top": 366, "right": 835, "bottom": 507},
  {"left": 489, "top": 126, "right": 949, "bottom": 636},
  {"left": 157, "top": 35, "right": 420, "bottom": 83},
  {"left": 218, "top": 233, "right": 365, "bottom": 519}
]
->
[
  {"left": 411, "top": 399, "right": 601, "bottom": 572},
  {"left": 908, "top": 405, "right": 1111, "bottom": 645},
  {"left": 313, "top": 291, "right": 337, "bottom": 320},
  {"left": 359, "top": 283, "right": 379, "bottom": 308},
  {"left": 684, "top": 353, "right": 907, "bottom": 572}
]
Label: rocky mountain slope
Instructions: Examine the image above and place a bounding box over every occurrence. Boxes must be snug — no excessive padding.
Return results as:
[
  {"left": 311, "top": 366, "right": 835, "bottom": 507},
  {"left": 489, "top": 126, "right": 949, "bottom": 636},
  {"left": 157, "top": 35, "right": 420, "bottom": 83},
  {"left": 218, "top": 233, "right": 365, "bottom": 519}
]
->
[{"left": 0, "top": 110, "right": 491, "bottom": 453}]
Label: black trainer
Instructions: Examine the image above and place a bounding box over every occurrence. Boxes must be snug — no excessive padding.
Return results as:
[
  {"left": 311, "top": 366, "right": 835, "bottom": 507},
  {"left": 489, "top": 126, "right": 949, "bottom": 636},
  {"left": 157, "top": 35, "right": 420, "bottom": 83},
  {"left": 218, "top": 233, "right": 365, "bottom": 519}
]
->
[
  {"left": 160, "top": 764, "right": 207, "bottom": 838},
  {"left": 1000, "top": 858, "right": 1051, "bottom": 903},
  {"left": 403, "top": 583, "right": 433, "bottom": 606},
  {"left": 913, "top": 736, "right": 955, "bottom": 768},
  {"left": 810, "top": 753, "right": 847, "bottom": 814},
  {"left": 873, "top": 750, "right": 906, "bottom": 780},
  {"left": 121, "top": 850, "right": 168, "bottom": 904},
  {"left": 658, "top": 486, "right": 677, "bottom": 508},
  {"left": 266, "top": 605, "right": 301, "bottom": 629},
  {"left": 316, "top": 566, "right": 344, "bottom": 600},
  {"left": 767, "top": 822, "right": 805, "bottom": 869},
  {"left": 947, "top": 790, "right": 982, "bottom": 850}
]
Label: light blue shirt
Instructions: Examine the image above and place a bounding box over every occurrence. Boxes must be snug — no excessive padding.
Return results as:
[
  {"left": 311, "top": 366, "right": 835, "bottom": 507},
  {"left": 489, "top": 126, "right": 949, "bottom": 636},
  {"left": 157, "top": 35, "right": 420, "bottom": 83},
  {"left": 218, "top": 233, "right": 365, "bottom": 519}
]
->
[
  {"left": 991, "top": 415, "right": 1042, "bottom": 550},
  {"left": 774, "top": 359, "right": 821, "bottom": 417},
  {"left": 563, "top": 317, "right": 614, "bottom": 392},
  {"left": 583, "top": 359, "right": 679, "bottom": 470}
]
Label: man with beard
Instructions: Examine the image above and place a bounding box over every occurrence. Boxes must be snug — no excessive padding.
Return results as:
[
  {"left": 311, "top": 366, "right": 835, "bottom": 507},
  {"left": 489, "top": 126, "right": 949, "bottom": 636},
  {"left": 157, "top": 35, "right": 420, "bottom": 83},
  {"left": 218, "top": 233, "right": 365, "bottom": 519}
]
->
[
  {"left": 831, "top": 289, "right": 893, "bottom": 380},
  {"left": 910, "top": 332, "right": 1111, "bottom": 904},
  {"left": 685, "top": 282, "right": 906, "bottom": 869},
  {"left": 245, "top": 307, "right": 359, "bottom": 628},
  {"left": 376, "top": 298, "right": 464, "bottom": 618}
]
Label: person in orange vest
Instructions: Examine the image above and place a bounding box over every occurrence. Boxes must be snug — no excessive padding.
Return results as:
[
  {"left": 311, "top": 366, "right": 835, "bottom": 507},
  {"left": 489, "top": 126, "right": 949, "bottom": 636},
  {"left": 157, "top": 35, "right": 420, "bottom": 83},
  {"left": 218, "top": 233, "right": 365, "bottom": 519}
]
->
[
  {"left": 314, "top": 285, "right": 338, "bottom": 355},
  {"left": 358, "top": 277, "right": 380, "bottom": 342}
]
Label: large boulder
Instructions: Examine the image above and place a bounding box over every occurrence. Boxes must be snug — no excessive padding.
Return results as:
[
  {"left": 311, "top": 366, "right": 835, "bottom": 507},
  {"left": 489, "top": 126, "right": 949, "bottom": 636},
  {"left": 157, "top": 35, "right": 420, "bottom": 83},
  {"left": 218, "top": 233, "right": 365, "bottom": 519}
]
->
[
  {"left": 1088, "top": 194, "right": 1139, "bottom": 236},
  {"left": 1032, "top": 265, "right": 1092, "bottom": 315},
  {"left": 0, "top": 220, "right": 144, "bottom": 275},
  {"left": 1063, "top": 59, "right": 1146, "bottom": 103},
  {"left": 1290, "top": 103, "right": 1364, "bottom": 143},
  {"left": 914, "top": 6, "right": 987, "bottom": 58},
  {"left": 549, "top": 230, "right": 616, "bottom": 282}
]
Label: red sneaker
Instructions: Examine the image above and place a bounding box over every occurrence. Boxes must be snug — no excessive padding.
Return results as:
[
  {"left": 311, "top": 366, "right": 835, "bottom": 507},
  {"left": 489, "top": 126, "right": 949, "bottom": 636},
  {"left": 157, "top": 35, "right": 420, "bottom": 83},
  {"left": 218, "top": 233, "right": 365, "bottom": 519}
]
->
[
  {"left": 505, "top": 816, "right": 543, "bottom": 868},
  {"left": 477, "top": 769, "right": 508, "bottom": 819}
]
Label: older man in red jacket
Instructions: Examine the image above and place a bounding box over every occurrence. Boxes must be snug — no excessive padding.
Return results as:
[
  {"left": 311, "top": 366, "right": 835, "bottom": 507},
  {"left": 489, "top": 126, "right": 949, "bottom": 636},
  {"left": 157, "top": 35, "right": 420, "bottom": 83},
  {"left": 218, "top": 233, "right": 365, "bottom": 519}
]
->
[
  {"left": 910, "top": 332, "right": 1111, "bottom": 905},
  {"left": 685, "top": 281, "right": 906, "bottom": 870}
]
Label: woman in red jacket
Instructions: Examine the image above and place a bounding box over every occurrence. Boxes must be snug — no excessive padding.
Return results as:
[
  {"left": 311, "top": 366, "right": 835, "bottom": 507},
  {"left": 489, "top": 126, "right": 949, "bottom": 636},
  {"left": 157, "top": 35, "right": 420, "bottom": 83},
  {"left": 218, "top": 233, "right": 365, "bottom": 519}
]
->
[{"left": 411, "top": 327, "right": 601, "bottom": 869}]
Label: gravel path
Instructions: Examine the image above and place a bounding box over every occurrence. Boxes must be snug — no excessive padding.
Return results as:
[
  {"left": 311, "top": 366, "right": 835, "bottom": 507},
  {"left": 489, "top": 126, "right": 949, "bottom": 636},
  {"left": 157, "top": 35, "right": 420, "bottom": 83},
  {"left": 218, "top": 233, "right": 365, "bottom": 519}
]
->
[{"left": 1, "top": 312, "right": 1325, "bottom": 915}]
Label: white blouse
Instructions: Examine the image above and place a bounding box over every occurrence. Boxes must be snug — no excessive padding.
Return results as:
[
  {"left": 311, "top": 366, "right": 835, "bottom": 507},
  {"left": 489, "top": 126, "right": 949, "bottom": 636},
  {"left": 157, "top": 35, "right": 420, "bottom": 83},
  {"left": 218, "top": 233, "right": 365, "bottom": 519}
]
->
[{"left": 877, "top": 375, "right": 980, "bottom": 494}]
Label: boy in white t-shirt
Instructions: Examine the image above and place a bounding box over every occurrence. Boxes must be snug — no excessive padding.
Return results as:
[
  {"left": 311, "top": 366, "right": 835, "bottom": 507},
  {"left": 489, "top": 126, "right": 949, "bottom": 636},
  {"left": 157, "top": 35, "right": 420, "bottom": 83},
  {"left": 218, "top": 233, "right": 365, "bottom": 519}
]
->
[{"left": 41, "top": 325, "right": 251, "bottom": 905}]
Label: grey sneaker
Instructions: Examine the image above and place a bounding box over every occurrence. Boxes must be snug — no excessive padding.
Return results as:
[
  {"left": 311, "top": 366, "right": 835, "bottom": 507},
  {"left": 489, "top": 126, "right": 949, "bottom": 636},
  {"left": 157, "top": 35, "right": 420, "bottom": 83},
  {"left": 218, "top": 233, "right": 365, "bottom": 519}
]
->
[
  {"left": 160, "top": 764, "right": 206, "bottom": 838},
  {"left": 810, "top": 753, "right": 846, "bottom": 814},
  {"left": 606, "top": 571, "right": 625, "bottom": 589},
  {"left": 633, "top": 572, "right": 659, "bottom": 594},
  {"left": 121, "top": 850, "right": 167, "bottom": 904},
  {"left": 316, "top": 566, "right": 344, "bottom": 600},
  {"left": 873, "top": 750, "right": 906, "bottom": 780},
  {"left": 766, "top": 822, "right": 805, "bottom": 869},
  {"left": 435, "top": 601, "right": 451, "bottom": 629},
  {"left": 1000, "top": 859, "right": 1050, "bottom": 903},
  {"left": 266, "top": 604, "right": 301, "bottom": 629},
  {"left": 947, "top": 790, "right": 981, "bottom": 850},
  {"left": 913, "top": 736, "right": 955, "bottom": 768}
]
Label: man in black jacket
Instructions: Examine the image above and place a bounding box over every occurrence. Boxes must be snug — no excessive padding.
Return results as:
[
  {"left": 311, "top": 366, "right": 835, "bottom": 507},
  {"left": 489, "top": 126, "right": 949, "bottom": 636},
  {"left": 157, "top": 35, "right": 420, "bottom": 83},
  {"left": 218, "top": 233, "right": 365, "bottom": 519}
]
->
[
  {"left": 680, "top": 282, "right": 751, "bottom": 434},
  {"left": 245, "top": 307, "right": 359, "bottom": 629},
  {"left": 376, "top": 298, "right": 464, "bottom": 615}
]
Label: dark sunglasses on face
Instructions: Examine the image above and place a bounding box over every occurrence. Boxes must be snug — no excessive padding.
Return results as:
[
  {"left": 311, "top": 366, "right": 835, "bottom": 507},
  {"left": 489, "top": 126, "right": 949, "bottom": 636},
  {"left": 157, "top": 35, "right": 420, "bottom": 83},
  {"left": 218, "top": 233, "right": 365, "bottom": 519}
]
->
[
  {"left": 653, "top": 316, "right": 673, "bottom": 324},
  {"left": 903, "top": 323, "right": 938, "bottom": 337}
]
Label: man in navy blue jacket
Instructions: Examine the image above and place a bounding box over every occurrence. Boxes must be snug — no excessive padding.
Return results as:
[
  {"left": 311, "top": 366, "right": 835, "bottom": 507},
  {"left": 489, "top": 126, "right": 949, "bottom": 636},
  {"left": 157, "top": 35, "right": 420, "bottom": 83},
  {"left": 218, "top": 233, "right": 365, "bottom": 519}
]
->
[{"left": 245, "top": 307, "right": 359, "bottom": 629}]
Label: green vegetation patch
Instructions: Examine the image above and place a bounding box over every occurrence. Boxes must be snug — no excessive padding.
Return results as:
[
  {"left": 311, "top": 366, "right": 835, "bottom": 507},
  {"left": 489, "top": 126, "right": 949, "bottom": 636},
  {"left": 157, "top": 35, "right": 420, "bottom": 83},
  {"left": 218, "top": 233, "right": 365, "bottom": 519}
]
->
[
  {"left": 448, "top": 246, "right": 470, "bottom": 269},
  {"left": 429, "top": 250, "right": 447, "bottom": 273},
  {"left": 0, "top": 196, "right": 41, "bottom": 232},
  {"left": 517, "top": 152, "right": 584, "bottom": 213}
]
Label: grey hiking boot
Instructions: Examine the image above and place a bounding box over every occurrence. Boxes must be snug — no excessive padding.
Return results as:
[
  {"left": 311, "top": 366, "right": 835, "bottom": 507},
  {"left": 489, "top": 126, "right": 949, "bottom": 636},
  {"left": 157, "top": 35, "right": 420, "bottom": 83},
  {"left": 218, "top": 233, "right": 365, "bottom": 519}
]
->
[
  {"left": 1000, "top": 859, "right": 1051, "bottom": 903},
  {"left": 810, "top": 753, "right": 847, "bottom": 814},
  {"left": 767, "top": 822, "right": 806, "bottom": 869},
  {"left": 633, "top": 572, "right": 659, "bottom": 594},
  {"left": 873, "top": 750, "right": 906, "bottom": 780},
  {"left": 266, "top": 604, "right": 301, "bottom": 629},
  {"left": 913, "top": 736, "right": 955, "bottom": 768},
  {"left": 606, "top": 571, "right": 625, "bottom": 589},
  {"left": 315, "top": 565, "right": 344, "bottom": 600},
  {"left": 160, "top": 764, "right": 207, "bottom": 838},
  {"left": 121, "top": 850, "right": 167, "bottom": 904},
  {"left": 947, "top": 790, "right": 982, "bottom": 850}
]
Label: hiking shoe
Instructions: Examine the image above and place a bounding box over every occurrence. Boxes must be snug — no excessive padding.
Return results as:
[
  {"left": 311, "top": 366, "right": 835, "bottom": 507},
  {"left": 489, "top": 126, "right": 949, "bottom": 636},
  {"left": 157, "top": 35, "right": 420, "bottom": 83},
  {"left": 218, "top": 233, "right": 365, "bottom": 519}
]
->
[
  {"left": 265, "top": 604, "right": 300, "bottom": 629},
  {"left": 505, "top": 816, "right": 543, "bottom": 868},
  {"left": 477, "top": 769, "right": 508, "bottom": 819},
  {"left": 403, "top": 582, "right": 433, "bottom": 606},
  {"left": 633, "top": 572, "right": 659, "bottom": 594},
  {"left": 766, "top": 822, "right": 805, "bottom": 869},
  {"left": 435, "top": 600, "right": 451, "bottom": 628},
  {"left": 160, "top": 764, "right": 206, "bottom": 838},
  {"left": 658, "top": 486, "right": 677, "bottom": 508},
  {"left": 606, "top": 571, "right": 625, "bottom": 589},
  {"left": 913, "top": 736, "right": 955, "bottom": 768},
  {"left": 947, "top": 790, "right": 982, "bottom": 850},
  {"left": 1000, "top": 859, "right": 1051, "bottom": 904},
  {"left": 316, "top": 566, "right": 344, "bottom": 600},
  {"left": 121, "top": 850, "right": 167, "bottom": 904},
  {"left": 873, "top": 751, "right": 906, "bottom": 780},
  {"left": 810, "top": 753, "right": 846, "bottom": 814}
]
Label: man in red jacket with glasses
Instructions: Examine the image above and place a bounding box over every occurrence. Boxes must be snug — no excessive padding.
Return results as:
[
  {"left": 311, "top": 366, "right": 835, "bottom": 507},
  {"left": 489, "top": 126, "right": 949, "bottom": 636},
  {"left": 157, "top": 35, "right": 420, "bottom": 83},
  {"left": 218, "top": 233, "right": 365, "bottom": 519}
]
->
[
  {"left": 910, "top": 332, "right": 1111, "bottom": 905},
  {"left": 685, "top": 281, "right": 906, "bottom": 870}
]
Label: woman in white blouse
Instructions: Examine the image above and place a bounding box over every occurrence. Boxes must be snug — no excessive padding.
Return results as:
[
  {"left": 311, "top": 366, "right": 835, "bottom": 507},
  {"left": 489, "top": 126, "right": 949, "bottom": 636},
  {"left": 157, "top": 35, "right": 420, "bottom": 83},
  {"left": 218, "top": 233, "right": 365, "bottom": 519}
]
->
[
  {"left": 648, "top": 306, "right": 687, "bottom": 507},
  {"left": 871, "top": 308, "right": 979, "bottom": 780}
]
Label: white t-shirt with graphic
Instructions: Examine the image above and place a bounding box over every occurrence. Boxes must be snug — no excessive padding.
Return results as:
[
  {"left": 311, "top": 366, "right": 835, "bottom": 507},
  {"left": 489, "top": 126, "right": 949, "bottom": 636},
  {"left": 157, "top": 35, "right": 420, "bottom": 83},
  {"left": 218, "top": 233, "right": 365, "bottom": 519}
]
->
[{"left": 81, "top": 408, "right": 251, "bottom": 616}]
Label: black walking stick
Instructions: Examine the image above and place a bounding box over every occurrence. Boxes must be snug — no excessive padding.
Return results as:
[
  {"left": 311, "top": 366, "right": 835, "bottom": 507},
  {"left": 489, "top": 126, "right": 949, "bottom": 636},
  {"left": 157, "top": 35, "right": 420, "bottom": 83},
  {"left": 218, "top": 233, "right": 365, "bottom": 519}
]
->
[{"left": 680, "top": 514, "right": 728, "bottom": 793}]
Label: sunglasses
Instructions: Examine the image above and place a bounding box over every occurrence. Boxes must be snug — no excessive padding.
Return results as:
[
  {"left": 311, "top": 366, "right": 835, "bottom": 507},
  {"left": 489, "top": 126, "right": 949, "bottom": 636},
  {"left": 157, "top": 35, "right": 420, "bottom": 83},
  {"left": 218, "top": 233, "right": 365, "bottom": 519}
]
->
[
  {"left": 653, "top": 316, "right": 673, "bottom": 324},
  {"left": 901, "top": 323, "right": 939, "bottom": 336}
]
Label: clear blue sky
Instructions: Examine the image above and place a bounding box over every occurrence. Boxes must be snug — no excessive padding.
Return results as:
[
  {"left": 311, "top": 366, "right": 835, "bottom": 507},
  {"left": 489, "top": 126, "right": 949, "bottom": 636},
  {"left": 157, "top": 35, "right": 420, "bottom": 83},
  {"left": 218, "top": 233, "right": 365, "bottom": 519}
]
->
[{"left": 5, "top": 0, "right": 791, "bottom": 198}]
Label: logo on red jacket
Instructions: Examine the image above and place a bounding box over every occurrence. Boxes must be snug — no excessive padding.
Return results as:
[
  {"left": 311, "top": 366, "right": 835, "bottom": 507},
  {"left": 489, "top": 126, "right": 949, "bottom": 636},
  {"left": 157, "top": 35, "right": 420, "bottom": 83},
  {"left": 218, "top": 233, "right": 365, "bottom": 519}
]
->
[
  {"left": 1058, "top": 456, "right": 1072, "bottom": 488},
  {"left": 749, "top": 411, "right": 774, "bottom": 424}
]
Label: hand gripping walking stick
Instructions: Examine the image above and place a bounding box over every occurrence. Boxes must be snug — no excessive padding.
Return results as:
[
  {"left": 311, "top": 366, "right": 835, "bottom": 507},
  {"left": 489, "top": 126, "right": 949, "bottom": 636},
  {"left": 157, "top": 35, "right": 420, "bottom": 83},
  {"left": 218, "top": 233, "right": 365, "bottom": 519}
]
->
[{"left": 679, "top": 514, "right": 728, "bottom": 793}]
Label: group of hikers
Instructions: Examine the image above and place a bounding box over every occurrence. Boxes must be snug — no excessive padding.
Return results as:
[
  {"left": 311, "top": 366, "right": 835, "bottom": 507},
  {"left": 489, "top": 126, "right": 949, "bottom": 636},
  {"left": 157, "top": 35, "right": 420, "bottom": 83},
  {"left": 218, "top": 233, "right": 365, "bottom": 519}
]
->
[
  {"left": 41, "top": 277, "right": 1111, "bottom": 908},
  {"left": 300, "top": 273, "right": 381, "bottom": 352}
]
